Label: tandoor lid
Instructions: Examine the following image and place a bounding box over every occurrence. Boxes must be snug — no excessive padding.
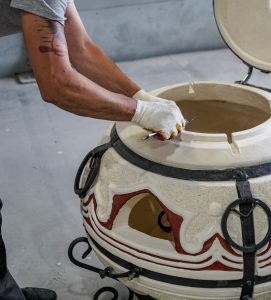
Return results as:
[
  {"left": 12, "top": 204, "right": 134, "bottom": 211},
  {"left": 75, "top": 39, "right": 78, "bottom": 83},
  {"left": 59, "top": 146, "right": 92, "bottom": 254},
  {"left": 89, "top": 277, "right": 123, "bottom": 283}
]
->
[{"left": 213, "top": 0, "right": 271, "bottom": 72}]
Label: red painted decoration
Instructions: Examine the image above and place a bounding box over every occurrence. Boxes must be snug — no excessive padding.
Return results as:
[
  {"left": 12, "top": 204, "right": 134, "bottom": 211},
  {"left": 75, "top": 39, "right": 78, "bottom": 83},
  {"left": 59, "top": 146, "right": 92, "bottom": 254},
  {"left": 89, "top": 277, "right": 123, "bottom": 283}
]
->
[{"left": 81, "top": 190, "right": 271, "bottom": 271}]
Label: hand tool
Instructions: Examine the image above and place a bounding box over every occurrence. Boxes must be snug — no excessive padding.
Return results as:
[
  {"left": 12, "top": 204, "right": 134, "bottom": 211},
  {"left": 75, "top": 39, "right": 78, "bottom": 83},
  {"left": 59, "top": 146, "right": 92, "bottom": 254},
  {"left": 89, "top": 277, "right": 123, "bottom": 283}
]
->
[{"left": 144, "top": 117, "right": 197, "bottom": 140}]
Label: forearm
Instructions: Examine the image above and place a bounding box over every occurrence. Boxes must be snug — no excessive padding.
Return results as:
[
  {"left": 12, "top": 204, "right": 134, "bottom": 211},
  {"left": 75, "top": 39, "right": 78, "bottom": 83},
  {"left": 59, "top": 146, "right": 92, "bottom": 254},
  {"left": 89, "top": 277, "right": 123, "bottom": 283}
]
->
[
  {"left": 43, "top": 66, "right": 137, "bottom": 121},
  {"left": 64, "top": 2, "right": 140, "bottom": 98},
  {"left": 21, "top": 12, "right": 136, "bottom": 121},
  {"left": 68, "top": 40, "right": 140, "bottom": 97}
]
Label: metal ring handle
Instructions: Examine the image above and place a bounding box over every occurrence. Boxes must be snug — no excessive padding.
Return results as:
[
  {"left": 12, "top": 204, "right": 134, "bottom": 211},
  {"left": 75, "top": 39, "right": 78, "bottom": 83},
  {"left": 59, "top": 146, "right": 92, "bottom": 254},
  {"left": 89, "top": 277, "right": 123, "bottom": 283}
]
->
[
  {"left": 74, "top": 149, "right": 105, "bottom": 199},
  {"left": 158, "top": 211, "right": 172, "bottom": 233},
  {"left": 221, "top": 198, "right": 271, "bottom": 253},
  {"left": 74, "top": 140, "right": 118, "bottom": 198},
  {"left": 74, "top": 149, "right": 96, "bottom": 198}
]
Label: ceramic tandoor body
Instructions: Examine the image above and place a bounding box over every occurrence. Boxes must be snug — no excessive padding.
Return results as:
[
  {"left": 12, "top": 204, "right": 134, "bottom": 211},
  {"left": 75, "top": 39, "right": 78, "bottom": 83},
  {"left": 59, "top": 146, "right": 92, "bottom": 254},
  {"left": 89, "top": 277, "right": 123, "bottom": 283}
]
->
[
  {"left": 75, "top": 1, "right": 271, "bottom": 298},
  {"left": 77, "top": 81, "right": 271, "bottom": 300}
]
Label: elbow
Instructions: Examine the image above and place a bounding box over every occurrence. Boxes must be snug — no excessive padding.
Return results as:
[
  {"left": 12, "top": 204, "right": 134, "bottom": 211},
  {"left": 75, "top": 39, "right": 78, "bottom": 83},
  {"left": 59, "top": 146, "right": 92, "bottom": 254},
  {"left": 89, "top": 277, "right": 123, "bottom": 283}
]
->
[
  {"left": 38, "top": 74, "right": 67, "bottom": 104},
  {"left": 40, "top": 89, "right": 54, "bottom": 103}
]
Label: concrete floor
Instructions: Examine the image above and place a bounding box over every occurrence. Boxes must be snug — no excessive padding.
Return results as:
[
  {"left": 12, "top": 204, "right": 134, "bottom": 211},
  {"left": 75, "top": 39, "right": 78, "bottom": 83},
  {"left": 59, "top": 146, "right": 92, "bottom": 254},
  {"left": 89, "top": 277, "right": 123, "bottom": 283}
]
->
[{"left": 1, "top": 48, "right": 271, "bottom": 300}]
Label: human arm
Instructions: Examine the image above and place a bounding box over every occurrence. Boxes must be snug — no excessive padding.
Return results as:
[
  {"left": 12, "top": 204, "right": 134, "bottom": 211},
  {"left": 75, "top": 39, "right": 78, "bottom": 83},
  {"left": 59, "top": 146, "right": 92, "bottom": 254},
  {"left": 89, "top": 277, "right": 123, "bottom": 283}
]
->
[
  {"left": 64, "top": 1, "right": 140, "bottom": 98},
  {"left": 21, "top": 12, "right": 136, "bottom": 121},
  {"left": 20, "top": 5, "right": 184, "bottom": 138}
]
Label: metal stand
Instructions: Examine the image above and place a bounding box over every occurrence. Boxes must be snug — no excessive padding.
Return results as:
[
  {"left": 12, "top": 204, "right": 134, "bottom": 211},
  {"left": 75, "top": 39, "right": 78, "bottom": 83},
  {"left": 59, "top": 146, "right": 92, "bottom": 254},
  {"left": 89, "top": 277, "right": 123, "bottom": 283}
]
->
[{"left": 68, "top": 237, "right": 155, "bottom": 300}]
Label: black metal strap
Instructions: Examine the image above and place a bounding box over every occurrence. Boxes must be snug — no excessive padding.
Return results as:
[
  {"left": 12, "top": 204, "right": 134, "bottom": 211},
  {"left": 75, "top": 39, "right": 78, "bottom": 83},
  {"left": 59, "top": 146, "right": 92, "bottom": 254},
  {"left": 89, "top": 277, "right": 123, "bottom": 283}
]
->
[
  {"left": 135, "top": 294, "right": 156, "bottom": 300},
  {"left": 99, "top": 266, "right": 141, "bottom": 281},
  {"left": 110, "top": 125, "right": 271, "bottom": 182},
  {"left": 235, "top": 172, "right": 256, "bottom": 300},
  {"left": 221, "top": 171, "right": 271, "bottom": 299},
  {"left": 86, "top": 228, "right": 271, "bottom": 289},
  {"left": 74, "top": 124, "right": 271, "bottom": 198}
]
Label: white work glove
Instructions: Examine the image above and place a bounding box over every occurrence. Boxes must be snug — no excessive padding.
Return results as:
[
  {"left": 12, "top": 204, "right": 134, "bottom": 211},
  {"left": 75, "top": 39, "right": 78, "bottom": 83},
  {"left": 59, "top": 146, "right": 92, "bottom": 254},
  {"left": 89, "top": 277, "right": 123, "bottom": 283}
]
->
[
  {"left": 133, "top": 89, "right": 170, "bottom": 103},
  {"left": 132, "top": 99, "right": 185, "bottom": 140}
]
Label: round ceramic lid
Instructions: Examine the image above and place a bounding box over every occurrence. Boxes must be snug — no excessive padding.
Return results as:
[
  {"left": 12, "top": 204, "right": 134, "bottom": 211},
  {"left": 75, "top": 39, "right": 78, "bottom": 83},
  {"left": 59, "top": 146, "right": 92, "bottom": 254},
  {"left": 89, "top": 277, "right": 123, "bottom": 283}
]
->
[{"left": 213, "top": 0, "right": 271, "bottom": 72}]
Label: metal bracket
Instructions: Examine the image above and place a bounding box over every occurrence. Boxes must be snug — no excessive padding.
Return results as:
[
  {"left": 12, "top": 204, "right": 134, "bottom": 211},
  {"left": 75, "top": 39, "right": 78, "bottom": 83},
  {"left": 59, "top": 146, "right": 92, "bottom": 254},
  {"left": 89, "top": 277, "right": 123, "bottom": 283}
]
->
[
  {"left": 235, "top": 66, "right": 254, "bottom": 85},
  {"left": 99, "top": 266, "right": 141, "bottom": 281},
  {"left": 235, "top": 65, "right": 271, "bottom": 93}
]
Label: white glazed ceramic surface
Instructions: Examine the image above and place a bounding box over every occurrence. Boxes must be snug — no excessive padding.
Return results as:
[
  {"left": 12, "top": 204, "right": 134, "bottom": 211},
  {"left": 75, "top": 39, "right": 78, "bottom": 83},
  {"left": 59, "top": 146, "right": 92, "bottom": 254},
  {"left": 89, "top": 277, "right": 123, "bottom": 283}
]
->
[
  {"left": 117, "top": 82, "right": 271, "bottom": 169},
  {"left": 214, "top": 0, "right": 271, "bottom": 72},
  {"left": 80, "top": 82, "right": 271, "bottom": 299}
]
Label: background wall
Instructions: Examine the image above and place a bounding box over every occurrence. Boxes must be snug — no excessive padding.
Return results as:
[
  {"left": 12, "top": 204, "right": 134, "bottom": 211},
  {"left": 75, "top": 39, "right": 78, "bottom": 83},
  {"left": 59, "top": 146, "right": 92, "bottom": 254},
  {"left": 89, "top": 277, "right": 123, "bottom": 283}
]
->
[{"left": 0, "top": 0, "right": 225, "bottom": 78}]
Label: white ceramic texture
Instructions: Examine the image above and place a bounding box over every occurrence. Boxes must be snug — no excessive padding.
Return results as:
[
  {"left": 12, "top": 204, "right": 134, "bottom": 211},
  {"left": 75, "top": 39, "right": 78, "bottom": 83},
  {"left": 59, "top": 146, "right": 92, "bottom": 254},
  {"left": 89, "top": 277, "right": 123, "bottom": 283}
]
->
[
  {"left": 117, "top": 82, "right": 271, "bottom": 170},
  {"left": 79, "top": 82, "right": 271, "bottom": 299},
  {"left": 214, "top": 0, "right": 271, "bottom": 72}
]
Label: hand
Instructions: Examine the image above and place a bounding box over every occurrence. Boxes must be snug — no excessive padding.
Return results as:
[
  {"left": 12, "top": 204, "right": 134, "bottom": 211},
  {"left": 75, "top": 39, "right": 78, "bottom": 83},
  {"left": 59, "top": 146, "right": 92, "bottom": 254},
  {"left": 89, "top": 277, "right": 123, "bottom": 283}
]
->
[
  {"left": 133, "top": 89, "right": 171, "bottom": 104},
  {"left": 131, "top": 99, "right": 185, "bottom": 140}
]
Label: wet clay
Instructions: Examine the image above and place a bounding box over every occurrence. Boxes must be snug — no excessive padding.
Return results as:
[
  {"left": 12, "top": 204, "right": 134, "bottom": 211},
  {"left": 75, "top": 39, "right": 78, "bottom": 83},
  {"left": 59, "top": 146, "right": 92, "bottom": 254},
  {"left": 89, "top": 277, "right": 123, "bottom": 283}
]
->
[{"left": 177, "top": 100, "right": 270, "bottom": 143}]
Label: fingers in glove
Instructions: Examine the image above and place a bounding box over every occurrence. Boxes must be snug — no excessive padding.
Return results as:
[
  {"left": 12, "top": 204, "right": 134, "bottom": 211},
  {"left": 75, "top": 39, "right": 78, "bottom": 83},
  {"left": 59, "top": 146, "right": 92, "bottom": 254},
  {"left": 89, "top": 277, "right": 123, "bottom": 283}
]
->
[
  {"left": 157, "top": 131, "right": 169, "bottom": 141},
  {"left": 157, "top": 125, "right": 179, "bottom": 140},
  {"left": 176, "top": 123, "right": 182, "bottom": 133},
  {"left": 169, "top": 128, "right": 179, "bottom": 140}
]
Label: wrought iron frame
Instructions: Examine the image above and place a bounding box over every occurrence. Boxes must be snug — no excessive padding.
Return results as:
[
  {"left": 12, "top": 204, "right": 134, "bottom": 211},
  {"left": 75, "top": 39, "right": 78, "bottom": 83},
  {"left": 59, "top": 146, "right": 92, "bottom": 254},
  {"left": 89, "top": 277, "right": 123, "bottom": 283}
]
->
[{"left": 68, "top": 237, "right": 155, "bottom": 300}]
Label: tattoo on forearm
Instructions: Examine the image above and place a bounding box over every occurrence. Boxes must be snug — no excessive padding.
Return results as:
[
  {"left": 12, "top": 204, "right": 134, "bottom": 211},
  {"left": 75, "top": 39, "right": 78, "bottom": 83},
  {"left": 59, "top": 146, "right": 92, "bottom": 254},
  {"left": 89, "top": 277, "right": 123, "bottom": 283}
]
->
[{"left": 37, "top": 19, "right": 67, "bottom": 56}]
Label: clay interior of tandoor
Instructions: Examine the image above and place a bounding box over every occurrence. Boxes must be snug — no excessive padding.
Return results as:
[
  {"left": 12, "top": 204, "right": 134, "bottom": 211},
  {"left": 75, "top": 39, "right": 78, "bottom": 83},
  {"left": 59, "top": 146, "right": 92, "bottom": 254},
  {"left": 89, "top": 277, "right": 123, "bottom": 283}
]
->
[
  {"left": 178, "top": 99, "right": 270, "bottom": 143},
  {"left": 129, "top": 194, "right": 175, "bottom": 243},
  {"left": 159, "top": 84, "right": 271, "bottom": 143}
]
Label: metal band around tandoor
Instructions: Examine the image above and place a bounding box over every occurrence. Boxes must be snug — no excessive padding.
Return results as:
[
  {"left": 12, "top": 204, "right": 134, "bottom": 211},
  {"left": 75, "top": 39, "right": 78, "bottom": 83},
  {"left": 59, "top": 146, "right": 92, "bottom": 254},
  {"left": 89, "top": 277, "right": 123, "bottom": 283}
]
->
[
  {"left": 110, "top": 125, "right": 271, "bottom": 182},
  {"left": 87, "top": 230, "right": 271, "bottom": 289}
]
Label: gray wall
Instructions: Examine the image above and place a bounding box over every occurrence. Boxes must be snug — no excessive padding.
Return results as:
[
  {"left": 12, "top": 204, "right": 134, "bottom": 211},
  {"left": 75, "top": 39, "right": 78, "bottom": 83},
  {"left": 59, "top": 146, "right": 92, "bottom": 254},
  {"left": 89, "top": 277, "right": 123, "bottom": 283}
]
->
[{"left": 0, "top": 0, "right": 225, "bottom": 78}]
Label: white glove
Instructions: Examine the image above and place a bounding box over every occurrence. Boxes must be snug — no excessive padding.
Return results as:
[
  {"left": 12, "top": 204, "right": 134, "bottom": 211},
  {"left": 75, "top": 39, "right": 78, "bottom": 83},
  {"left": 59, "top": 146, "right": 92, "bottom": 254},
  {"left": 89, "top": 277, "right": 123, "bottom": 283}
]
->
[
  {"left": 133, "top": 89, "right": 170, "bottom": 103},
  {"left": 132, "top": 99, "right": 185, "bottom": 140}
]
